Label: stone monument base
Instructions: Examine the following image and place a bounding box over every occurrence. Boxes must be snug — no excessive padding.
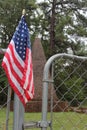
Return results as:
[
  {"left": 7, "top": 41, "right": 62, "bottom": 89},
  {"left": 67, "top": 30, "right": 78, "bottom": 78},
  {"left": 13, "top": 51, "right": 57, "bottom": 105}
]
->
[
  {"left": 25, "top": 100, "right": 42, "bottom": 112},
  {"left": 25, "top": 100, "right": 69, "bottom": 112},
  {"left": 10, "top": 100, "right": 69, "bottom": 112}
]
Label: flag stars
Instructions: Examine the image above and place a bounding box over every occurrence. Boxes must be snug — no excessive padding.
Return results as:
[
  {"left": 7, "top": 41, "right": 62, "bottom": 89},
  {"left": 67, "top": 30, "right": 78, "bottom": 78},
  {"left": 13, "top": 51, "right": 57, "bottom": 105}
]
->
[
  {"left": 20, "top": 42, "right": 23, "bottom": 45},
  {"left": 13, "top": 35, "right": 15, "bottom": 39},
  {"left": 17, "top": 38, "right": 20, "bottom": 40},
  {"left": 19, "top": 20, "right": 22, "bottom": 24},
  {"left": 16, "top": 46, "right": 18, "bottom": 49},
  {"left": 22, "top": 30, "right": 24, "bottom": 33},
  {"left": 20, "top": 46, "right": 22, "bottom": 49},
  {"left": 24, "top": 47, "right": 26, "bottom": 50},
  {"left": 13, "top": 16, "right": 30, "bottom": 60},
  {"left": 21, "top": 34, "right": 24, "bottom": 37},
  {"left": 16, "top": 27, "right": 19, "bottom": 31},
  {"left": 21, "top": 38, "right": 23, "bottom": 41},
  {"left": 16, "top": 42, "right": 19, "bottom": 45},
  {"left": 22, "top": 26, "right": 25, "bottom": 29},
  {"left": 24, "top": 27, "right": 27, "bottom": 30},
  {"left": 23, "top": 51, "right": 25, "bottom": 54},
  {"left": 19, "top": 51, "right": 22, "bottom": 54},
  {"left": 23, "top": 55, "right": 25, "bottom": 59}
]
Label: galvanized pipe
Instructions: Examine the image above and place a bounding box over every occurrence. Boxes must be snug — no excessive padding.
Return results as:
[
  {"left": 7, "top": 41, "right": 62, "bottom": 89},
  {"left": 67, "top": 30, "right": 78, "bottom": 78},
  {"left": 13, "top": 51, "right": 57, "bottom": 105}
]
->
[{"left": 13, "top": 94, "right": 24, "bottom": 130}]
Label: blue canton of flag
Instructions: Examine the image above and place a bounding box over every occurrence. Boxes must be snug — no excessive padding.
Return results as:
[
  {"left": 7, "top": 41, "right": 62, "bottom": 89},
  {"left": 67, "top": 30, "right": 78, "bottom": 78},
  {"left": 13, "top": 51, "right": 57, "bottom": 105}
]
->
[
  {"left": 2, "top": 16, "right": 34, "bottom": 106},
  {"left": 13, "top": 16, "right": 31, "bottom": 60}
]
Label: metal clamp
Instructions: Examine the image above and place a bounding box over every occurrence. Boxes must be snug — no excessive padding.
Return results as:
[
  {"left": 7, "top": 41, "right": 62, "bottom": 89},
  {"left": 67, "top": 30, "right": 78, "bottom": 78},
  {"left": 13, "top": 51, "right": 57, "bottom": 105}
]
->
[
  {"left": 23, "top": 121, "right": 51, "bottom": 129},
  {"left": 38, "top": 121, "right": 51, "bottom": 128}
]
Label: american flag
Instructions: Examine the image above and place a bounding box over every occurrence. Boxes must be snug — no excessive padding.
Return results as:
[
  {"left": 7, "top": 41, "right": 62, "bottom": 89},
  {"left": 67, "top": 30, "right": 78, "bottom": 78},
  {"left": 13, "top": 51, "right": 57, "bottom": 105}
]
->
[{"left": 2, "top": 16, "right": 34, "bottom": 106}]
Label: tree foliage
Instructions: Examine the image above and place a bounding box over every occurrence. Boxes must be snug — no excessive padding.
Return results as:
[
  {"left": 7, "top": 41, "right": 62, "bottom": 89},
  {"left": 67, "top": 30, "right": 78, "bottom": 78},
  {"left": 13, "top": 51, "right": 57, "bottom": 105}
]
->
[
  {"left": 39, "top": 0, "right": 87, "bottom": 58},
  {"left": 0, "top": 0, "right": 40, "bottom": 48},
  {"left": 38, "top": 1, "right": 87, "bottom": 106}
]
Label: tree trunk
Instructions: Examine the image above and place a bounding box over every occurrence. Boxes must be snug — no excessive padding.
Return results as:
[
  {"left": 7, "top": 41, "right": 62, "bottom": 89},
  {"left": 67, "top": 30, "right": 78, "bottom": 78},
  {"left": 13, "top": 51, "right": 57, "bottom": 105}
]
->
[{"left": 50, "top": 0, "right": 56, "bottom": 54}]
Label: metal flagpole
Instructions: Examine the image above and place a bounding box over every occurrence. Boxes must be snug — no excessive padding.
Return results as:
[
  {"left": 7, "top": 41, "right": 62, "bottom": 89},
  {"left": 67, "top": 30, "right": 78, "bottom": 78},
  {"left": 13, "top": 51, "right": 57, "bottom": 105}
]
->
[
  {"left": 13, "top": 94, "right": 24, "bottom": 130},
  {"left": 13, "top": 9, "right": 26, "bottom": 130}
]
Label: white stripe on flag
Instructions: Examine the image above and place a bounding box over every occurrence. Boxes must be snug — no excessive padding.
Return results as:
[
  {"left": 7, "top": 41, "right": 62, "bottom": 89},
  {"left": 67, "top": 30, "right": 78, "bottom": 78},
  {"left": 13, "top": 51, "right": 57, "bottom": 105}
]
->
[
  {"left": 6, "top": 48, "right": 23, "bottom": 79},
  {"left": 23, "top": 51, "right": 31, "bottom": 89}
]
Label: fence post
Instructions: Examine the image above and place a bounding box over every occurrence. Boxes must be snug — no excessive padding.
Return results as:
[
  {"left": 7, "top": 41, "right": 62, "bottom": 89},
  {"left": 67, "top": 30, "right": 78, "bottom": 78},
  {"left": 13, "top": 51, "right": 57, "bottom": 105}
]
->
[
  {"left": 13, "top": 94, "right": 24, "bottom": 130},
  {"left": 6, "top": 85, "right": 11, "bottom": 130}
]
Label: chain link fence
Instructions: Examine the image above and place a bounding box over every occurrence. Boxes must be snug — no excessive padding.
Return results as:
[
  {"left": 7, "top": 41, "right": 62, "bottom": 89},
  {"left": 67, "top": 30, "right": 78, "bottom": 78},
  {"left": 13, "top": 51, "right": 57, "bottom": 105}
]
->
[
  {"left": 42, "top": 54, "right": 87, "bottom": 130},
  {"left": 53, "top": 57, "right": 87, "bottom": 130},
  {"left": 0, "top": 57, "right": 13, "bottom": 130},
  {"left": 0, "top": 52, "right": 87, "bottom": 130}
]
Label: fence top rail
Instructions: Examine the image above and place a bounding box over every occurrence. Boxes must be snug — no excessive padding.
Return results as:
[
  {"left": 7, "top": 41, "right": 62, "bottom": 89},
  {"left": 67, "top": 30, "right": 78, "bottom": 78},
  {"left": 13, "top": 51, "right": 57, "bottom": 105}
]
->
[{"left": 43, "top": 53, "right": 87, "bottom": 81}]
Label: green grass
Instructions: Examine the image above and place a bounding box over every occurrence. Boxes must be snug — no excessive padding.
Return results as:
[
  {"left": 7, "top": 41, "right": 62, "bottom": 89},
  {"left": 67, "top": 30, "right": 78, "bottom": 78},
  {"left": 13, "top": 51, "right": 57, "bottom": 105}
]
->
[
  {"left": 52, "top": 112, "right": 87, "bottom": 130},
  {"left": 24, "top": 112, "right": 87, "bottom": 130},
  {"left": 0, "top": 109, "right": 87, "bottom": 130},
  {"left": 0, "top": 108, "right": 13, "bottom": 130}
]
